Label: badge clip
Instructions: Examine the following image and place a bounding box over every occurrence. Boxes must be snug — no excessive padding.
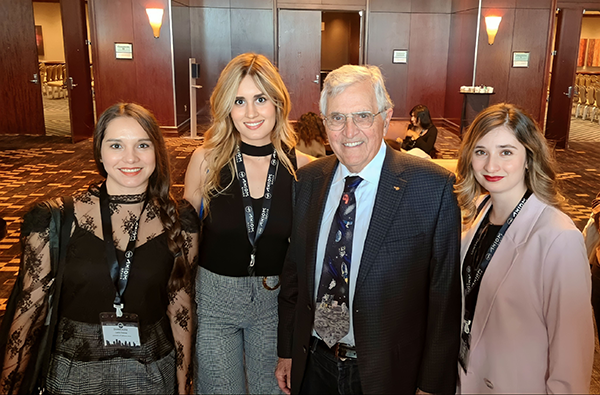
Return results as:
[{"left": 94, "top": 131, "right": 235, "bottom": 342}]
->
[{"left": 114, "top": 303, "right": 124, "bottom": 318}]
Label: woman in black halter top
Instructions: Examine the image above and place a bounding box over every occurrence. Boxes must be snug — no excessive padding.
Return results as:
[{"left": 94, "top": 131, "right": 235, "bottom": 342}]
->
[{"left": 184, "top": 53, "right": 312, "bottom": 394}]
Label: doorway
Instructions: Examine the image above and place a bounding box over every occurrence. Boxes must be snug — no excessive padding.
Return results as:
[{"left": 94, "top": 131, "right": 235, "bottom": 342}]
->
[
  {"left": 278, "top": 9, "right": 362, "bottom": 120},
  {"left": 0, "top": 0, "right": 94, "bottom": 142},
  {"left": 33, "top": 0, "right": 95, "bottom": 142},
  {"left": 34, "top": 1, "right": 71, "bottom": 136}
]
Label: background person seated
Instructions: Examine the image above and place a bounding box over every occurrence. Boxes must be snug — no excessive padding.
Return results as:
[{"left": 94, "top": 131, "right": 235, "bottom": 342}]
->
[
  {"left": 294, "top": 112, "right": 328, "bottom": 157},
  {"left": 398, "top": 104, "right": 438, "bottom": 157}
]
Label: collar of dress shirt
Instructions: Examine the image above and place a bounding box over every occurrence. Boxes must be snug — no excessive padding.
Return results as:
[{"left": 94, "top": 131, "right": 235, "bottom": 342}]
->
[{"left": 334, "top": 139, "right": 387, "bottom": 188}]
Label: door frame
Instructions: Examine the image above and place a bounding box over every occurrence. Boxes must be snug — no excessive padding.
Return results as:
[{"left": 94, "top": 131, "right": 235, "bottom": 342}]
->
[
  {"left": 61, "top": 0, "right": 95, "bottom": 143},
  {"left": 0, "top": 0, "right": 45, "bottom": 136},
  {"left": 274, "top": 5, "right": 366, "bottom": 121},
  {"left": 545, "top": 5, "right": 583, "bottom": 149},
  {"left": 274, "top": 4, "right": 366, "bottom": 69}
]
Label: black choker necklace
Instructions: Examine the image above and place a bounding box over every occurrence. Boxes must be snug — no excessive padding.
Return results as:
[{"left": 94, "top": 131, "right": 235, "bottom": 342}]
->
[{"left": 240, "top": 141, "right": 274, "bottom": 156}]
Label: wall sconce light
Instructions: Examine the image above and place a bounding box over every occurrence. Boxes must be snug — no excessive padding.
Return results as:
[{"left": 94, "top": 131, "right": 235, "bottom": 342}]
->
[
  {"left": 146, "top": 8, "right": 164, "bottom": 38},
  {"left": 485, "top": 16, "right": 502, "bottom": 45}
]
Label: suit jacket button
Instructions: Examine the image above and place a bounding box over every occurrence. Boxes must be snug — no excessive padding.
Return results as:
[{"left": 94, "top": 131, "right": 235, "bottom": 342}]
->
[{"left": 484, "top": 378, "right": 494, "bottom": 389}]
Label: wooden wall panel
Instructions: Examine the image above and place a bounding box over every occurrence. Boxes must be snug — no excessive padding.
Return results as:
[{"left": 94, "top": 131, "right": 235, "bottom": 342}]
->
[
  {"left": 411, "top": 0, "right": 452, "bottom": 13},
  {"left": 506, "top": 8, "right": 551, "bottom": 121},
  {"left": 325, "top": 0, "right": 364, "bottom": 5},
  {"left": 451, "top": 0, "right": 479, "bottom": 13},
  {"left": 278, "top": 0, "right": 365, "bottom": 5},
  {"left": 516, "top": 0, "right": 553, "bottom": 8},
  {"left": 90, "top": 0, "right": 175, "bottom": 127},
  {"left": 90, "top": 0, "right": 136, "bottom": 120},
  {"left": 558, "top": 0, "right": 600, "bottom": 6},
  {"left": 406, "top": 13, "right": 450, "bottom": 118},
  {"left": 190, "top": 7, "right": 231, "bottom": 119},
  {"left": 231, "top": 0, "right": 272, "bottom": 8},
  {"left": 277, "top": 0, "right": 321, "bottom": 5},
  {"left": 230, "top": 9, "right": 274, "bottom": 61},
  {"left": 444, "top": 0, "right": 553, "bottom": 128},
  {"left": 132, "top": 0, "right": 175, "bottom": 126},
  {"left": 483, "top": 0, "right": 517, "bottom": 7},
  {"left": 189, "top": 0, "right": 230, "bottom": 7},
  {"left": 444, "top": 9, "right": 477, "bottom": 125},
  {"left": 172, "top": 3, "right": 191, "bottom": 126},
  {"left": 369, "top": 0, "right": 410, "bottom": 13},
  {"left": 475, "top": 9, "right": 515, "bottom": 106},
  {"left": 0, "top": 0, "right": 45, "bottom": 135},
  {"left": 367, "top": 12, "right": 410, "bottom": 117}
]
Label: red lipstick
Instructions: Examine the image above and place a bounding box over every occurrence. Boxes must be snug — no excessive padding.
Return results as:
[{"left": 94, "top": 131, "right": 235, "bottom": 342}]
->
[{"left": 484, "top": 175, "right": 504, "bottom": 182}]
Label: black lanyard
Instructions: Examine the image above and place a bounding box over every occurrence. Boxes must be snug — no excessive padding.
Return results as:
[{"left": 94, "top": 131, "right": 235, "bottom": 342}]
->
[
  {"left": 99, "top": 182, "right": 148, "bottom": 317},
  {"left": 459, "top": 190, "right": 531, "bottom": 372},
  {"left": 464, "top": 191, "right": 531, "bottom": 295},
  {"left": 234, "top": 145, "right": 278, "bottom": 275}
]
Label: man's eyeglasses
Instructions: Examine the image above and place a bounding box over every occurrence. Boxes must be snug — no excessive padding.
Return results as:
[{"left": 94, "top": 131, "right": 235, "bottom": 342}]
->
[{"left": 322, "top": 111, "right": 384, "bottom": 131}]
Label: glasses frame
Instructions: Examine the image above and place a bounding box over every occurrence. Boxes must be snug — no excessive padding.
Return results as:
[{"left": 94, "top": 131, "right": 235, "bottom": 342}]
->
[{"left": 322, "top": 110, "right": 385, "bottom": 131}]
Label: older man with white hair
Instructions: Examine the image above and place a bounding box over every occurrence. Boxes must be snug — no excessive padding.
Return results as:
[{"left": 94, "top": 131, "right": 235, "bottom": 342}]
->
[{"left": 275, "top": 64, "right": 462, "bottom": 394}]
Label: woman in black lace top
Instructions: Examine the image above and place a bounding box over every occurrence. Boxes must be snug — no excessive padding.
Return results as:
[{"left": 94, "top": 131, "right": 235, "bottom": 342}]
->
[{"left": 0, "top": 103, "right": 199, "bottom": 394}]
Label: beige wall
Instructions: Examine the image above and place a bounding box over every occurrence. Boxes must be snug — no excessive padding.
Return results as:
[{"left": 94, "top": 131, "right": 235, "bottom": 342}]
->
[
  {"left": 578, "top": 16, "right": 600, "bottom": 71},
  {"left": 581, "top": 16, "right": 600, "bottom": 37},
  {"left": 33, "top": 2, "right": 65, "bottom": 62}
]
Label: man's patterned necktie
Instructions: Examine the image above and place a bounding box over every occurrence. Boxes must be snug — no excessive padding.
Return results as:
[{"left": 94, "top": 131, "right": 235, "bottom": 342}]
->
[{"left": 314, "top": 175, "right": 363, "bottom": 347}]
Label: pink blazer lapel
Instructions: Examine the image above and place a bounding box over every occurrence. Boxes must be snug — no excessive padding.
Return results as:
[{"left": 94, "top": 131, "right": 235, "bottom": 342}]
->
[{"left": 464, "top": 194, "right": 547, "bottom": 352}]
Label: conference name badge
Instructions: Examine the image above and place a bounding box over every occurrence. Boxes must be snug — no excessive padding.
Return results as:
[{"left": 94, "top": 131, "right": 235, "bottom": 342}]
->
[{"left": 100, "top": 312, "right": 141, "bottom": 348}]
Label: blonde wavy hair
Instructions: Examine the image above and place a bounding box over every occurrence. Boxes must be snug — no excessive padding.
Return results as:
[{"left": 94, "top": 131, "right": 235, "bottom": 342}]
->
[
  {"left": 455, "top": 103, "right": 564, "bottom": 225},
  {"left": 200, "top": 53, "right": 298, "bottom": 212}
]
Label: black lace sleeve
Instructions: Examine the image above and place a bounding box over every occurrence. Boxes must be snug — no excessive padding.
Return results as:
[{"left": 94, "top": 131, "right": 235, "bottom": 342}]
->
[
  {"left": 178, "top": 199, "right": 200, "bottom": 234},
  {"left": 167, "top": 199, "right": 199, "bottom": 394},
  {"left": 0, "top": 203, "right": 55, "bottom": 394}
]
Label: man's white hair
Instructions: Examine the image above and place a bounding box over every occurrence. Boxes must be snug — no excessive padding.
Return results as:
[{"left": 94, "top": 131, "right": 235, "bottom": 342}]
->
[{"left": 319, "top": 65, "right": 394, "bottom": 120}]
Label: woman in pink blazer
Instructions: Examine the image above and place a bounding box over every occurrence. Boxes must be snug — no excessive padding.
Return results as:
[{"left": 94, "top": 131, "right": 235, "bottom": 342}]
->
[{"left": 454, "top": 103, "right": 594, "bottom": 394}]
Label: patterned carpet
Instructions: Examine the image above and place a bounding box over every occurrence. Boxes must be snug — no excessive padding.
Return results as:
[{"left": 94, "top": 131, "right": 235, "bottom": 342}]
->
[
  {"left": 43, "top": 96, "right": 70, "bottom": 137},
  {"left": 1, "top": 117, "right": 600, "bottom": 391}
]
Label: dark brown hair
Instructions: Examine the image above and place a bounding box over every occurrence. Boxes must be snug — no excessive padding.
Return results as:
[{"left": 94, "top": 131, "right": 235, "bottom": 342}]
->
[
  {"left": 410, "top": 104, "right": 433, "bottom": 130},
  {"left": 94, "top": 103, "right": 190, "bottom": 293}
]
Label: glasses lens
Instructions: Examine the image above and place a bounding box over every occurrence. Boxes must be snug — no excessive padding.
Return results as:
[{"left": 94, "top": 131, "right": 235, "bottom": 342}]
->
[
  {"left": 327, "top": 114, "right": 346, "bottom": 131},
  {"left": 353, "top": 112, "right": 374, "bottom": 128}
]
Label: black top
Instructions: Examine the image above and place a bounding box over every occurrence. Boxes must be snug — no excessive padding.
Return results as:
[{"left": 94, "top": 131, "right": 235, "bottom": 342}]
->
[
  {"left": 462, "top": 214, "right": 502, "bottom": 323},
  {"left": 4, "top": 187, "right": 199, "bottom": 374},
  {"left": 402, "top": 125, "right": 438, "bottom": 155},
  {"left": 199, "top": 153, "right": 296, "bottom": 277}
]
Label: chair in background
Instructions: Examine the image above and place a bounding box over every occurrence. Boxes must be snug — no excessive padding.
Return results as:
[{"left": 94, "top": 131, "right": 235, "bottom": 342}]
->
[
  {"left": 39, "top": 63, "right": 48, "bottom": 96},
  {"left": 592, "top": 88, "right": 600, "bottom": 123},
  {"left": 45, "top": 64, "right": 67, "bottom": 99},
  {"left": 582, "top": 86, "right": 597, "bottom": 121},
  {"left": 573, "top": 85, "right": 580, "bottom": 117},
  {"left": 575, "top": 85, "right": 587, "bottom": 118}
]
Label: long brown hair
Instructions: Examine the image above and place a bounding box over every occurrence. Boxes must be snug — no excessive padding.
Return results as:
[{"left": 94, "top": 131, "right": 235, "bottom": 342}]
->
[
  {"left": 455, "top": 103, "right": 564, "bottom": 225},
  {"left": 94, "top": 103, "right": 190, "bottom": 293},
  {"left": 199, "top": 53, "right": 298, "bottom": 213}
]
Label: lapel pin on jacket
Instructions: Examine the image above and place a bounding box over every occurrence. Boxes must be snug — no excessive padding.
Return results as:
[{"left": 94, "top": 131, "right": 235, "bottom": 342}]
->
[{"left": 393, "top": 186, "right": 400, "bottom": 191}]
